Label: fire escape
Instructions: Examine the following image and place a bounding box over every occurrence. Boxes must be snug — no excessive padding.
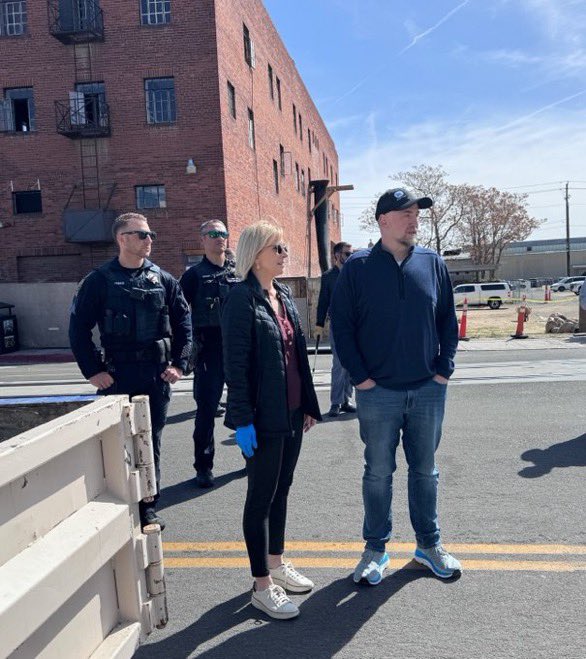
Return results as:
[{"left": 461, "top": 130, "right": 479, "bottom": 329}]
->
[{"left": 49, "top": 0, "right": 116, "bottom": 243}]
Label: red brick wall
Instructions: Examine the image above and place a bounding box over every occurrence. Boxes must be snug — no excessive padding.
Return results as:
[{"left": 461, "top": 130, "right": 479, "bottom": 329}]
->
[
  {"left": 215, "top": 0, "right": 340, "bottom": 277},
  {"left": 0, "top": 0, "right": 339, "bottom": 283}
]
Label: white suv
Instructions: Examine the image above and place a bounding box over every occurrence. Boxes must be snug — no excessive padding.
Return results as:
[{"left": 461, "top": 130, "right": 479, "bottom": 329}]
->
[
  {"left": 551, "top": 276, "right": 585, "bottom": 292},
  {"left": 453, "top": 282, "right": 511, "bottom": 310}
]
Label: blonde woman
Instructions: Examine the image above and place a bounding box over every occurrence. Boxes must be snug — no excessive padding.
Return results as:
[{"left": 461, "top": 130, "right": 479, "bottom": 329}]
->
[{"left": 221, "top": 221, "right": 321, "bottom": 620}]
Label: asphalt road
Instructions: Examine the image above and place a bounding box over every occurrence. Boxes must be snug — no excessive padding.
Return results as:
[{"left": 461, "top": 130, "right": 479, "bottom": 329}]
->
[{"left": 2, "top": 350, "right": 586, "bottom": 658}]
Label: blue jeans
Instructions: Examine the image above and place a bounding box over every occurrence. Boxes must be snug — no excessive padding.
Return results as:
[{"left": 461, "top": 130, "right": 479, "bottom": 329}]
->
[
  {"left": 356, "top": 378, "right": 447, "bottom": 551},
  {"left": 330, "top": 331, "right": 353, "bottom": 406}
]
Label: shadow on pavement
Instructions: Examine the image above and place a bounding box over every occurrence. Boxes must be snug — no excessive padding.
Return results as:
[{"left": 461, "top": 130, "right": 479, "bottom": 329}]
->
[
  {"left": 158, "top": 468, "right": 247, "bottom": 510},
  {"left": 518, "top": 433, "right": 586, "bottom": 478},
  {"left": 136, "top": 567, "right": 437, "bottom": 659},
  {"left": 318, "top": 413, "right": 357, "bottom": 425},
  {"left": 166, "top": 409, "right": 196, "bottom": 425}
]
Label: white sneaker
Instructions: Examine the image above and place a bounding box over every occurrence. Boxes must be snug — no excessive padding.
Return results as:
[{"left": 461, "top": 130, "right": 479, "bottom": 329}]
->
[
  {"left": 269, "top": 561, "right": 315, "bottom": 593},
  {"left": 251, "top": 584, "right": 300, "bottom": 620}
]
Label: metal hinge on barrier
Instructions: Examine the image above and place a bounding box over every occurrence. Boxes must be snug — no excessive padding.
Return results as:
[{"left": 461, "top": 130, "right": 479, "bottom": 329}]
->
[{"left": 143, "top": 525, "right": 168, "bottom": 629}]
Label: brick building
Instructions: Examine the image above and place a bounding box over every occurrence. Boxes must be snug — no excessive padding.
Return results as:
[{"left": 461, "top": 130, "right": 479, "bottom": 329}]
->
[{"left": 0, "top": 0, "right": 340, "bottom": 283}]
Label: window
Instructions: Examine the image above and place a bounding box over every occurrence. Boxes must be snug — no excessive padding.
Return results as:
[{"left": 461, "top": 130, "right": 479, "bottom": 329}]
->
[
  {"left": 276, "top": 77, "right": 282, "bottom": 110},
  {"left": 1, "top": 87, "right": 35, "bottom": 132},
  {"left": 308, "top": 167, "right": 311, "bottom": 185},
  {"left": 140, "top": 0, "right": 170, "bottom": 25},
  {"left": 279, "top": 144, "right": 285, "bottom": 176},
  {"left": 308, "top": 128, "right": 311, "bottom": 153},
  {"left": 73, "top": 82, "right": 107, "bottom": 128},
  {"left": 0, "top": 1, "right": 27, "bottom": 36},
  {"left": 136, "top": 185, "right": 166, "bottom": 209},
  {"left": 301, "top": 169, "right": 305, "bottom": 197},
  {"left": 227, "top": 81, "right": 236, "bottom": 119},
  {"left": 268, "top": 64, "right": 274, "bottom": 100},
  {"left": 295, "top": 162, "right": 300, "bottom": 192},
  {"left": 292, "top": 103, "right": 297, "bottom": 134},
  {"left": 243, "top": 23, "right": 255, "bottom": 67},
  {"left": 273, "top": 160, "right": 279, "bottom": 194},
  {"left": 455, "top": 285, "right": 475, "bottom": 293},
  {"left": 13, "top": 189, "right": 42, "bottom": 214},
  {"left": 480, "top": 284, "right": 506, "bottom": 292},
  {"left": 299, "top": 113, "right": 303, "bottom": 141},
  {"left": 247, "top": 108, "right": 255, "bottom": 149},
  {"left": 330, "top": 165, "right": 334, "bottom": 183},
  {"left": 145, "top": 77, "right": 176, "bottom": 124}
]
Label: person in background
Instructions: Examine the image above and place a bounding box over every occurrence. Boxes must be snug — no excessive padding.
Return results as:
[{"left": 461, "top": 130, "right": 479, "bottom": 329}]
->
[
  {"left": 69, "top": 212, "right": 192, "bottom": 530},
  {"left": 314, "top": 241, "right": 356, "bottom": 417},
  {"left": 180, "top": 220, "right": 236, "bottom": 488},
  {"left": 221, "top": 221, "right": 321, "bottom": 620},
  {"left": 331, "top": 188, "right": 461, "bottom": 584}
]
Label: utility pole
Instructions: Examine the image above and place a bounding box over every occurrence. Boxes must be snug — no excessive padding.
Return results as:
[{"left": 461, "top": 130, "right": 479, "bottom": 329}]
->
[{"left": 565, "top": 182, "right": 571, "bottom": 276}]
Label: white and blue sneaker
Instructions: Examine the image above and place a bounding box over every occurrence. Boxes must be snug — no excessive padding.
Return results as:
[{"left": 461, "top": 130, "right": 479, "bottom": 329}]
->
[
  {"left": 414, "top": 544, "right": 462, "bottom": 579},
  {"left": 353, "top": 549, "right": 390, "bottom": 585}
]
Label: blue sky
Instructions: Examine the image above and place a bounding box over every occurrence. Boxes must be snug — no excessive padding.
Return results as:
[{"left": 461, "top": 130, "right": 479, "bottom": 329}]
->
[{"left": 264, "top": 0, "right": 586, "bottom": 247}]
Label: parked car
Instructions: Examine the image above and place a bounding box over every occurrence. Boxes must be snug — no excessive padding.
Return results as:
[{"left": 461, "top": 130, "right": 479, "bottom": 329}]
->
[
  {"left": 453, "top": 282, "right": 511, "bottom": 309},
  {"left": 551, "top": 276, "right": 585, "bottom": 292},
  {"left": 570, "top": 281, "right": 583, "bottom": 295}
]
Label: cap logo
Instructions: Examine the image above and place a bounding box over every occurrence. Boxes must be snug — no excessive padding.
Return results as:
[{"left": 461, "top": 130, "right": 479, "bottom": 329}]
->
[{"left": 394, "top": 190, "right": 405, "bottom": 199}]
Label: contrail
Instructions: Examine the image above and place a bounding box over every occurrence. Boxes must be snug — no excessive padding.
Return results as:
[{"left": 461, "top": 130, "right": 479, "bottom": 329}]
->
[
  {"left": 329, "top": 1, "right": 470, "bottom": 106},
  {"left": 493, "top": 89, "right": 586, "bottom": 133},
  {"left": 399, "top": 0, "right": 470, "bottom": 55}
]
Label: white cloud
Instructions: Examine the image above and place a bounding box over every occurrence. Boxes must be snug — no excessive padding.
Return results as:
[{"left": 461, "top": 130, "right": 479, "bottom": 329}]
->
[{"left": 338, "top": 107, "right": 586, "bottom": 246}]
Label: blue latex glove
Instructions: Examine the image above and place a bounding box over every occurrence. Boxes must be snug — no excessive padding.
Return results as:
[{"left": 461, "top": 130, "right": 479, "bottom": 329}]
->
[{"left": 236, "top": 424, "right": 257, "bottom": 458}]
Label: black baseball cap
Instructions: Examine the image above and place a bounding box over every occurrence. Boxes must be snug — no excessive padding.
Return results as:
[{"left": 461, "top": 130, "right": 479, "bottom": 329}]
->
[{"left": 375, "top": 188, "right": 433, "bottom": 220}]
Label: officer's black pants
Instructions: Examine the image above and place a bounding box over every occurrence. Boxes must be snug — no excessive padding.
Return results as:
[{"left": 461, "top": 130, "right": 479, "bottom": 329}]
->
[
  {"left": 101, "top": 362, "right": 171, "bottom": 505},
  {"left": 193, "top": 335, "right": 224, "bottom": 472},
  {"left": 243, "top": 409, "right": 304, "bottom": 578}
]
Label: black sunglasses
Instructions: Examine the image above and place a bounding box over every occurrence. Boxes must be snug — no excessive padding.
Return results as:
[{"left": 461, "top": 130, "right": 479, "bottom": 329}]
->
[
  {"left": 121, "top": 230, "right": 157, "bottom": 240},
  {"left": 204, "top": 230, "right": 229, "bottom": 239},
  {"left": 271, "top": 243, "right": 289, "bottom": 255}
]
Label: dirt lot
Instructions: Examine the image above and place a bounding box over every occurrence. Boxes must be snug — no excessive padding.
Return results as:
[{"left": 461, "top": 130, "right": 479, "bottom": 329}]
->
[{"left": 457, "top": 288, "right": 582, "bottom": 338}]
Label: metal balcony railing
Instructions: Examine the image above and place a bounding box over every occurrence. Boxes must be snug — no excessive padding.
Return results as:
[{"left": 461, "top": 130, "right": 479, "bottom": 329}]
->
[
  {"left": 48, "top": 0, "right": 104, "bottom": 43},
  {"left": 55, "top": 94, "right": 110, "bottom": 138}
]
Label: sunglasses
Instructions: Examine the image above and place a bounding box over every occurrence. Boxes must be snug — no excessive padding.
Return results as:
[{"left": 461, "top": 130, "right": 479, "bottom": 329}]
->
[
  {"left": 271, "top": 243, "right": 289, "bottom": 255},
  {"left": 204, "top": 230, "right": 229, "bottom": 239},
  {"left": 342, "top": 251, "right": 352, "bottom": 257},
  {"left": 121, "top": 230, "right": 157, "bottom": 240}
]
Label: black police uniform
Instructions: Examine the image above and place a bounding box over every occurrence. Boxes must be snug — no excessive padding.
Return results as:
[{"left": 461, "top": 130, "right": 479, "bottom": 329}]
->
[
  {"left": 180, "top": 256, "right": 236, "bottom": 477},
  {"left": 69, "top": 257, "right": 192, "bottom": 521}
]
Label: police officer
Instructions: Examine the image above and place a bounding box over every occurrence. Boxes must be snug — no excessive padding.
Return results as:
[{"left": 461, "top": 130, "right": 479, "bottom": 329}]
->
[
  {"left": 69, "top": 212, "right": 192, "bottom": 530},
  {"left": 315, "top": 241, "right": 356, "bottom": 417},
  {"left": 180, "top": 219, "right": 236, "bottom": 488}
]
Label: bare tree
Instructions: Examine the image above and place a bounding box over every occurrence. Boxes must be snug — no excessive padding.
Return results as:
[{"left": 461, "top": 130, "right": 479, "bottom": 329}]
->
[
  {"left": 359, "top": 165, "right": 465, "bottom": 253},
  {"left": 457, "top": 185, "right": 543, "bottom": 274}
]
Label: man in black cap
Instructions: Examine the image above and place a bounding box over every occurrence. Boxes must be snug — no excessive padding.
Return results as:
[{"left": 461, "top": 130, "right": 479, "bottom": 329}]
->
[{"left": 331, "top": 188, "right": 460, "bottom": 585}]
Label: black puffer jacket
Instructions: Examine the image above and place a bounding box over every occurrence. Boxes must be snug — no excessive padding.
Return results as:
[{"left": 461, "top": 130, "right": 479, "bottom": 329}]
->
[{"left": 221, "top": 272, "right": 321, "bottom": 438}]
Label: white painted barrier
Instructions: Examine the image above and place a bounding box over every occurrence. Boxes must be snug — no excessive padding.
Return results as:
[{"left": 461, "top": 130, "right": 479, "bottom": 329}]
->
[{"left": 0, "top": 395, "right": 167, "bottom": 658}]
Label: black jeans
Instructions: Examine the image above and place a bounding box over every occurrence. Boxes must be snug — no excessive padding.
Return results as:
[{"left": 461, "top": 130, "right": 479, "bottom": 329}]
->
[
  {"left": 193, "top": 334, "right": 225, "bottom": 472},
  {"left": 243, "top": 408, "right": 304, "bottom": 577},
  {"left": 101, "top": 361, "right": 171, "bottom": 506}
]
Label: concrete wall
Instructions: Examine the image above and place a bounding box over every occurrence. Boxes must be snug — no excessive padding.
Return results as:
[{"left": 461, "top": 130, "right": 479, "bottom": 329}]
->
[{"left": 0, "top": 282, "right": 77, "bottom": 348}]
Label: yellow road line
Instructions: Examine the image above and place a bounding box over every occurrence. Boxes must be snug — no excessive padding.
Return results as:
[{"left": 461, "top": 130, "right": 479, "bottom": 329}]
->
[
  {"left": 165, "top": 557, "right": 586, "bottom": 571},
  {"left": 163, "top": 541, "right": 586, "bottom": 555}
]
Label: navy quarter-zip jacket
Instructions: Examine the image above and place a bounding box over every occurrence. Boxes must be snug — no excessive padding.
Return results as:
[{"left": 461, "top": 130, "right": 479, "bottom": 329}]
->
[{"left": 330, "top": 240, "right": 458, "bottom": 389}]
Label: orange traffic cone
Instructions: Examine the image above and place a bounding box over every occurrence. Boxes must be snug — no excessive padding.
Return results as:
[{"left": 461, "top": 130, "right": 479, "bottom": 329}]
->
[
  {"left": 511, "top": 295, "right": 528, "bottom": 339},
  {"left": 459, "top": 297, "right": 469, "bottom": 341}
]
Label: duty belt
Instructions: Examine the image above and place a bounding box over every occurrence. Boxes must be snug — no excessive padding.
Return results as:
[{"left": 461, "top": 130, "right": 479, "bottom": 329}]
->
[{"left": 108, "top": 346, "right": 159, "bottom": 363}]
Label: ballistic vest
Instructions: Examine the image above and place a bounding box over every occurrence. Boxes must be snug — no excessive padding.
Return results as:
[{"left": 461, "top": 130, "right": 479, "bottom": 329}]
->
[
  {"left": 192, "top": 261, "right": 236, "bottom": 328},
  {"left": 96, "top": 260, "right": 171, "bottom": 351}
]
